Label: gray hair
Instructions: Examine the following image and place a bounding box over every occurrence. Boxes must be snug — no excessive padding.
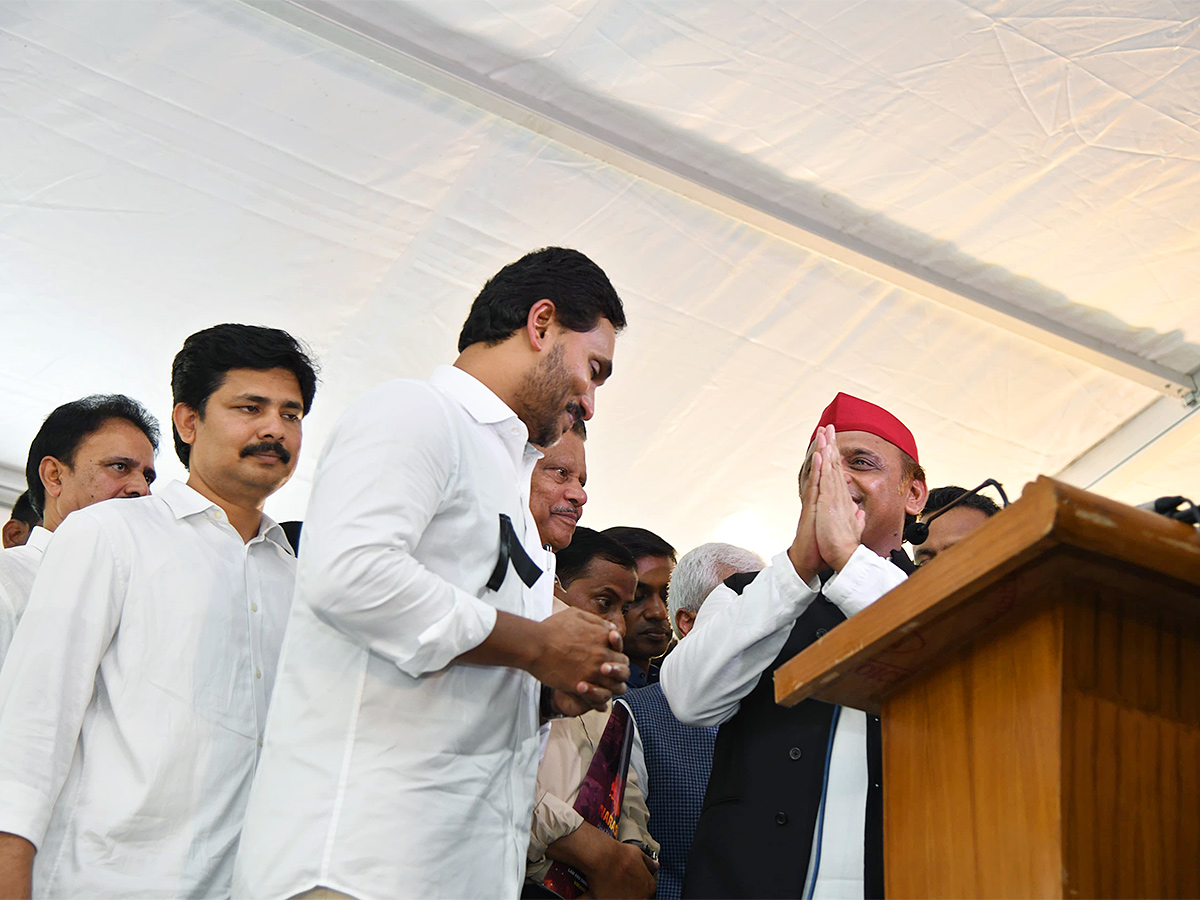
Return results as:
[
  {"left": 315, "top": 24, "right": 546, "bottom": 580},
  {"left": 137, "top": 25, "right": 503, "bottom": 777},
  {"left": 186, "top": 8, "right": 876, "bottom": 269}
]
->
[{"left": 669, "top": 542, "right": 766, "bottom": 633}]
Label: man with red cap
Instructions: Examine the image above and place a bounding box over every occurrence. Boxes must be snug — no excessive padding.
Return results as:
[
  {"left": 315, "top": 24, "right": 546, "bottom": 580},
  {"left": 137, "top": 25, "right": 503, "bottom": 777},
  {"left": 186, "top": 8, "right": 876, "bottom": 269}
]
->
[{"left": 661, "top": 392, "right": 927, "bottom": 900}]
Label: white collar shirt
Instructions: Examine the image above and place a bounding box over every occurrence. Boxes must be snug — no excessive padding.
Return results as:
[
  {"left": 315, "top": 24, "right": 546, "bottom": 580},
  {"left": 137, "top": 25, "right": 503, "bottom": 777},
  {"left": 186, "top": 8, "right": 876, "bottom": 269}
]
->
[
  {"left": 234, "top": 365, "right": 555, "bottom": 900},
  {"left": 0, "top": 525, "right": 53, "bottom": 668},
  {"left": 0, "top": 482, "right": 296, "bottom": 899}
]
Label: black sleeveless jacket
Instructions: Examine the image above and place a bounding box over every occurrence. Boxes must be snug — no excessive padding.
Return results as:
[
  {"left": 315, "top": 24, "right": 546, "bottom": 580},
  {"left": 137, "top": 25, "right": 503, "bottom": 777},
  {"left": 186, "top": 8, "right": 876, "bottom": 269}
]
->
[{"left": 682, "top": 553, "right": 913, "bottom": 899}]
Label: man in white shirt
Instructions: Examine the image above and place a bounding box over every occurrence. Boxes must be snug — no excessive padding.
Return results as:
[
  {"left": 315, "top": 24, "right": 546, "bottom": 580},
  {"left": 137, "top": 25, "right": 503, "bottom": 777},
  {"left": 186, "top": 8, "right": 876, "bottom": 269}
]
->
[
  {"left": 234, "top": 247, "right": 631, "bottom": 900},
  {"left": 0, "top": 324, "right": 318, "bottom": 899},
  {"left": 0, "top": 394, "right": 160, "bottom": 667},
  {"left": 661, "top": 393, "right": 928, "bottom": 900}
]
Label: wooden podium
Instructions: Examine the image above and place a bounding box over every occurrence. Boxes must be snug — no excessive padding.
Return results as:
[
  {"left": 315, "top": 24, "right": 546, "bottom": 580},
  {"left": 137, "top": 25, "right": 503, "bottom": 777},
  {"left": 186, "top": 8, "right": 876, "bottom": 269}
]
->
[{"left": 775, "top": 476, "right": 1200, "bottom": 898}]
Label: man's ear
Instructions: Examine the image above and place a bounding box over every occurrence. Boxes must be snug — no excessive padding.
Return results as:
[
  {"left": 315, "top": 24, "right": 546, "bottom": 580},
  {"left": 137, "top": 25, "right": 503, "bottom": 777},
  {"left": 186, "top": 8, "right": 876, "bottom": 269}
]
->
[
  {"left": 38, "top": 456, "right": 67, "bottom": 501},
  {"left": 525, "top": 299, "right": 558, "bottom": 352},
  {"left": 173, "top": 402, "right": 199, "bottom": 452},
  {"left": 2, "top": 519, "right": 28, "bottom": 549},
  {"left": 675, "top": 608, "right": 696, "bottom": 638},
  {"left": 905, "top": 477, "right": 929, "bottom": 517}
]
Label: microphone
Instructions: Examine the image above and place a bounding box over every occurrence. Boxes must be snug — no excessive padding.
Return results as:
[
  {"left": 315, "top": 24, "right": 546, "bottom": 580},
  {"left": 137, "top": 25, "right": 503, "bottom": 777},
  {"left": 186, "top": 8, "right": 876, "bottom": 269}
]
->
[
  {"left": 1137, "top": 495, "right": 1199, "bottom": 527},
  {"left": 905, "top": 479, "right": 1010, "bottom": 546}
]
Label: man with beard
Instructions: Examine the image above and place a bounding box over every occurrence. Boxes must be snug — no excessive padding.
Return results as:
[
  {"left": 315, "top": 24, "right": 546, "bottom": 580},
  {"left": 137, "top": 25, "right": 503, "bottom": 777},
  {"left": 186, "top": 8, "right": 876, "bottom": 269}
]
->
[
  {"left": 234, "top": 247, "right": 631, "bottom": 900},
  {"left": 531, "top": 419, "right": 588, "bottom": 552},
  {"left": 0, "top": 324, "right": 317, "bottom": 899},
  {"left": 604, "top": 527, "right": 676, "bottom": 687},
  {"left": 662, "top": 393, "right": 928, "bottom": 900}
]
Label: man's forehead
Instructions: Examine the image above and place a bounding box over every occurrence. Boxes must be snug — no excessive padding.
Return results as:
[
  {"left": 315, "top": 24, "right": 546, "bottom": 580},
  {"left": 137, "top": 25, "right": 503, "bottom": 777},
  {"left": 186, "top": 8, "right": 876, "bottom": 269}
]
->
[
  {"left": 82, "top": 419, "right": 154, "bottom": 452},
  {"left": 215, "top": 367, "right": 303, "bottom": 398},
  {"left": 538, "top": 432, "right": 585, "bottom": 469},
  {"left": 804, "top": 429, "right": 901, "bottom": 459},
  {"left": 580, "top": 557, "right": 638, "bottom": 590}
]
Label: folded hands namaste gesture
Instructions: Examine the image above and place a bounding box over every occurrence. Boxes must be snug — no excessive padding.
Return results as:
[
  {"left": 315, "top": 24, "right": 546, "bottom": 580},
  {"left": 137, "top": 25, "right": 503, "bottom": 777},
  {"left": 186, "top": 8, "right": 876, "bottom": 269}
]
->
[{"left": 788, "top": 424, "right": 866, "bottom": 582}]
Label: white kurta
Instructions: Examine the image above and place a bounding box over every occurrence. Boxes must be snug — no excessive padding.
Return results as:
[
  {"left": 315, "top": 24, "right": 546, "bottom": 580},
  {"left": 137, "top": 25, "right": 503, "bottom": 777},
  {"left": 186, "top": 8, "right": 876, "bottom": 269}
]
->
[
  {"left": 0, "top": 482, "right": 296, "bottom": 898},
  {"left": 660, "top": 545, "right": 907, "bottom": 899},
  {"left": 233, "top": 365, "right": 555, "bottom": 900},
  {"left": 0, "top": 524, "right": 52, "bottom": 668}
]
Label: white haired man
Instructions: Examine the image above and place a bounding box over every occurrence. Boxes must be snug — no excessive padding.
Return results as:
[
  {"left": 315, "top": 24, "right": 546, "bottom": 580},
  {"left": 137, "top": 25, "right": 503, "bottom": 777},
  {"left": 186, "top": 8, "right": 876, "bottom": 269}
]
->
[{"left": 624, "top": 542, "right": 766, "bottom": 900}]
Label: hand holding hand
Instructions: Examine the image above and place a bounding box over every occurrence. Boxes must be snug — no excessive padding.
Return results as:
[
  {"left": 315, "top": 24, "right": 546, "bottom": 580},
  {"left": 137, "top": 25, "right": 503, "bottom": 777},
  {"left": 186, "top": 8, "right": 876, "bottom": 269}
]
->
[{"left": 532, "top": 608, "right": 628, "bottom": 713}]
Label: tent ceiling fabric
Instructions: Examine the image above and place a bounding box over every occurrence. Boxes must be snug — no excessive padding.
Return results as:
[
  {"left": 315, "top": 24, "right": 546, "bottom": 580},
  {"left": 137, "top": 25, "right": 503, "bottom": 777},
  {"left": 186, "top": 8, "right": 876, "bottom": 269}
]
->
[{"left": 1, "top": 0, "right": 1197, "bottom": 557}]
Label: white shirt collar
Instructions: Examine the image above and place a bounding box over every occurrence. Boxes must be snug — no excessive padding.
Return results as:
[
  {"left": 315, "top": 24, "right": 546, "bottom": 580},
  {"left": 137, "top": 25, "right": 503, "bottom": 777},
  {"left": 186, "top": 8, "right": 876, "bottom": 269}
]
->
[
  {"left": 23, "top": 525, "right": 53, "bottom": 554},
  {"left": 431, "top": 365, "right": 525, "bottom": 431},
  {"left": 158, "top": 481, "right": 292, "bottom": 555}
]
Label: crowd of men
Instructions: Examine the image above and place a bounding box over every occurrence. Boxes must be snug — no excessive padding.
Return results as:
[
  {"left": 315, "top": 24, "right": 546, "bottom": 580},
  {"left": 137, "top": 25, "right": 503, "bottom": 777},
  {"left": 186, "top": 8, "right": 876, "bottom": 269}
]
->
[{"left": 0, "top": 247, "right": 1000, "bottom": 900}]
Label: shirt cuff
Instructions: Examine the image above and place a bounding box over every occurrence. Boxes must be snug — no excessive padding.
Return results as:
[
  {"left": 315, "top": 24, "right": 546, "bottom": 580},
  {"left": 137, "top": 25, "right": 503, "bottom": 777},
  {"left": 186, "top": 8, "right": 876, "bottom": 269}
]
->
[
  {"left": 0, "top": 778, "right": 54, "bottom": 850},
  {"left": 766, "top": 550, "right": 824, "bottom": 625},
  {"left": 822, "top": 544, "right": 907, "bottom": 616},
  {"left": 404, "top": 592, "right": 498, "bottom": 675},
  {"left": 528, "top": 792, "right": 585, "bottom": 861}
]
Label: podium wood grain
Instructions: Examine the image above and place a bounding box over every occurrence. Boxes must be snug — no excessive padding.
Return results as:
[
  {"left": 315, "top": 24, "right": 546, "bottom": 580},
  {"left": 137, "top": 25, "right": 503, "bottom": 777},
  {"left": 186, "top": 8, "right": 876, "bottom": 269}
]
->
[{"left": 774, "top": 477, "right": 1200, "bottom": 898}]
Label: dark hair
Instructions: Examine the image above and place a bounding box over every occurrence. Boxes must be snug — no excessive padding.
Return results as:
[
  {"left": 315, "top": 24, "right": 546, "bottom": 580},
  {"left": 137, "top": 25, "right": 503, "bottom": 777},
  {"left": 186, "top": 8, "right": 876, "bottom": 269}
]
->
[
  {"left": 601, "top": 526, "right": 676, "bottom": 563},
  {"left": 923, "top": 485, "right": 1001, "bottom": 518},
  {"left": 457, "top": 247, "right": 626, "bottom": 352},
  {"left": 557, "top": 527, "right": 637, "bottom": 586},
  {"left": 171, "top": 324, "right": 319, "bottom": 466},
  {"left": 570, "top": 418, "right": 587, "bottom": 440},
  {"left": 10, "top": 491, "right": 40, "bottom": 527},
  {"left": 25, "top": 394, "right": 161, "bottom": 517}
]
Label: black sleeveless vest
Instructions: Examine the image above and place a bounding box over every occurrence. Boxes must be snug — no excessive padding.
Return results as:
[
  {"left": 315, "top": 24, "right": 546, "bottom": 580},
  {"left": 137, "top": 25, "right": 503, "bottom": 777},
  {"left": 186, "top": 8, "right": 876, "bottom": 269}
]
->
[{"left": 682, "top": 553, "right": 913, "bottom": 899}]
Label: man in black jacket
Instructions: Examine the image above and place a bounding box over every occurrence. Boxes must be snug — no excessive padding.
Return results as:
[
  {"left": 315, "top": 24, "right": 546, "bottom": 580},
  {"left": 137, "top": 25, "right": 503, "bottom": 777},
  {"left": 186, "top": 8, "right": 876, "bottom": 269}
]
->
[{"left": 661, "top": 392, "right": 927, "bottom": 899}]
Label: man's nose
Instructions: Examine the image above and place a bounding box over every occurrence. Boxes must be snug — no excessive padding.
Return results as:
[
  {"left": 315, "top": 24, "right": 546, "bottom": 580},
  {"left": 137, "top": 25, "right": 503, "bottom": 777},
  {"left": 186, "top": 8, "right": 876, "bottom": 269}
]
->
[
  {"left": 258, "top": 411, "right": 288, "bottom": 440},
  {"left": 579, "top": 389, "right": 595, "bottom": 421},
  {"left": 565, "top": 481, "right": 587, "bottom": 508},
  {"left": 126, "top": 474, "right": 151, "bottom": 497},
  {"left": 647, "top": 594, "right": 668, "bottom": 620}
]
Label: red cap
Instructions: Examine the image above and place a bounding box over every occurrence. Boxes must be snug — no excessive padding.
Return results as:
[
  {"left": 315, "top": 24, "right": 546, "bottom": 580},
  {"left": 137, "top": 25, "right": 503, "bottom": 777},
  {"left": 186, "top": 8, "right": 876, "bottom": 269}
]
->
[{"left": 810, "top": 392, "right": 919, "bottom": 464}]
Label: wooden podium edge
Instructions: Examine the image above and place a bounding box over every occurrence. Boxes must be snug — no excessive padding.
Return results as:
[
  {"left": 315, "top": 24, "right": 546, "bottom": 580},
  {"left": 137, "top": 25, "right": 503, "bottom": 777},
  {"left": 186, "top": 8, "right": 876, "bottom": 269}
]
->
[{"left": 774, "top": 476, "right": 1200, "bottom": 711}]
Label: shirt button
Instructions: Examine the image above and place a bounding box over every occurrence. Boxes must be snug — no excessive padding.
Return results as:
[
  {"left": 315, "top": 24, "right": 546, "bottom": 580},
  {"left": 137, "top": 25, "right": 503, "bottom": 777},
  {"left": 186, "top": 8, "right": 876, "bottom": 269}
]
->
[
  {"left": 815, "top": 628, "right": 828, "bottom": 638},
  {"left": 255, "top": 668, "right": 262, "bottom": 679},
  {"left": 789, "top": 747, "right": 802, "bottom": 760},
  {"left": 775, "top": 812, "right": 788, "bottom": 826},
  {"left": 257, "top": 738, "right": 263, "bottom": 748},
  {"left": 251, "top": 603, "right": 258, "bottom": 612}
]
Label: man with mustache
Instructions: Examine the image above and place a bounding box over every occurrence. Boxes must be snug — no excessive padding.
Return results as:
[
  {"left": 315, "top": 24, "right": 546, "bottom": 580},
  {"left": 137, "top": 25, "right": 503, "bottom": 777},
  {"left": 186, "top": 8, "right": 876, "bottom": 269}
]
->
[
  {"left": 234, "top": 247, "right": 630, "bottom": 900},
  {"left": 604, "top": 526, "right": 676, "bottom": 687},
  {"left": 662, "top": 393, "right": 928, "bottom": 900},
  {"left": 531, "top": 419, "right": 588, "bottom": 552},
  {"left": 0, "top": 394, "right": 159, "bottom": 667},
  {"left": 0, "top": 324, "right": 317, "bottom": 899}
]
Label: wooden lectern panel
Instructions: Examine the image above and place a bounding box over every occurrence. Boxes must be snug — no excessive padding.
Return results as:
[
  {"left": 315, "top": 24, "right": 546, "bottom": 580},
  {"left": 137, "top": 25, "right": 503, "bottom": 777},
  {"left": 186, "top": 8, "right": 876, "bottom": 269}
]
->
[{"left": 771, "top": 477, "right": 1200, "bottom": 899}]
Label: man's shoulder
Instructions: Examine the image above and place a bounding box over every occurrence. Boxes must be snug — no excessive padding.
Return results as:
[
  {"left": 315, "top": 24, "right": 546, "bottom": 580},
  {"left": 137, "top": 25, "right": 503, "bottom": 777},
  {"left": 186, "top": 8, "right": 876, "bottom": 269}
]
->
[
  {"left": 0, "top": 542, "right": 43, "bottom": 593},
  {"left": 60, "top": 493, "right": 175, "bottom": 546},
  {"left": 346, "top": 377, "right": 473, "bottom": 437}
]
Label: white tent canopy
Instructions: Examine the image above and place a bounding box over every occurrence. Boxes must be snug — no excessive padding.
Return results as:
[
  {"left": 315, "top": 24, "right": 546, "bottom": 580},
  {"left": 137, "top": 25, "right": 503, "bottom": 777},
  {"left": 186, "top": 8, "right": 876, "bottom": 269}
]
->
[{"left": 2, "top": 0, "right": 1198, "bottom": 558}]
